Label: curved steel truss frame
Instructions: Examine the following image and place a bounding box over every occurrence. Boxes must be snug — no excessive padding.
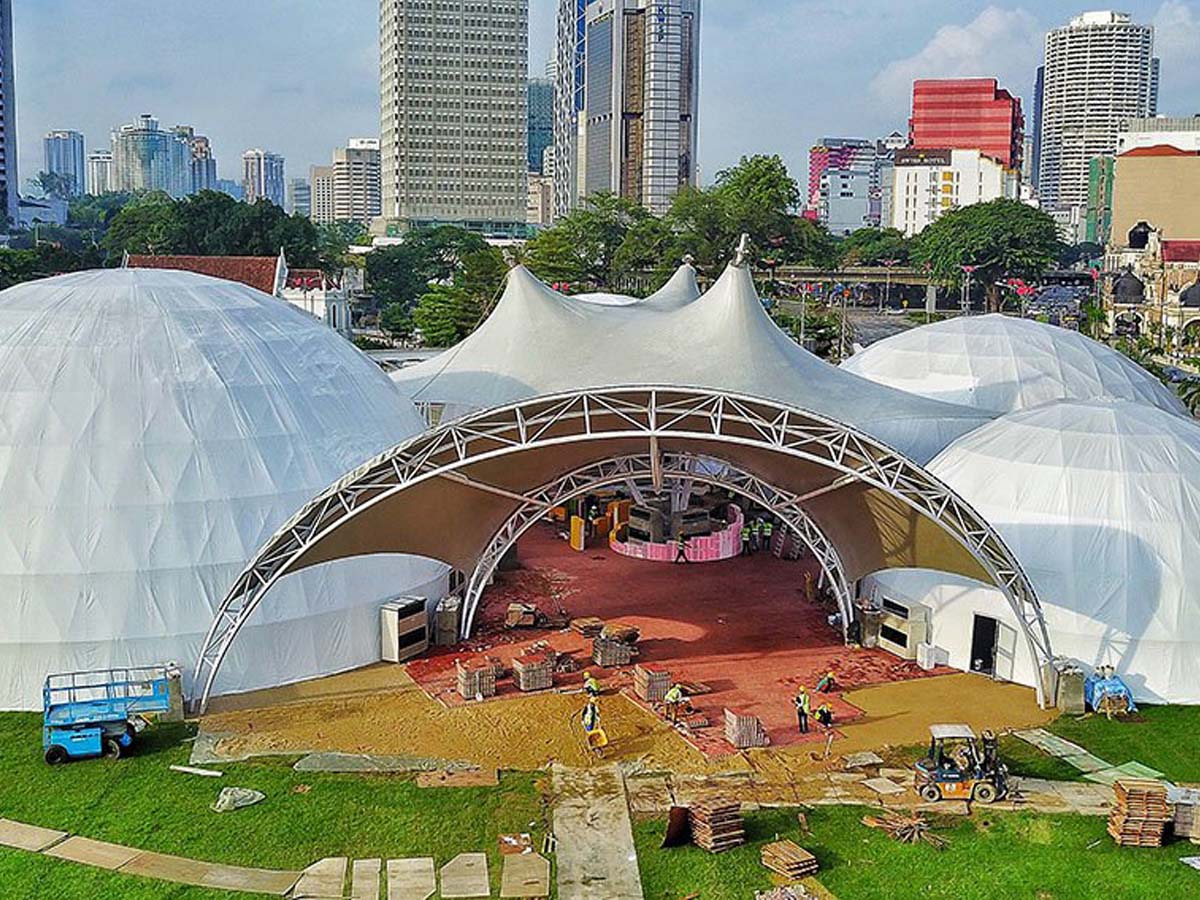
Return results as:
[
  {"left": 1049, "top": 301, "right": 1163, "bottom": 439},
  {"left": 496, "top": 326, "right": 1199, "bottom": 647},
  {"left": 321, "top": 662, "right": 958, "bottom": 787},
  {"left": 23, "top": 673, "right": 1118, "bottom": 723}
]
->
[
  {"left": 192, "top": 387, "right": 1054, "bottom": 712},
  {"left": 461, "top": 453, "right": 855, "bottom": 638}
]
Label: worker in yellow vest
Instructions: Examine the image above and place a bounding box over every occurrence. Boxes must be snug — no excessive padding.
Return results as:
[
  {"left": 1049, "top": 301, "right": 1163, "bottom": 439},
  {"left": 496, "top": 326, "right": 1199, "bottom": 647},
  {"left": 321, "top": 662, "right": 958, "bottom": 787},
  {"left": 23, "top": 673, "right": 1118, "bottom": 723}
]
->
[
  {"left": 794, "top": 685, "right": 811, "bottom": 734},
  {"left": 583, "top": 671, "right": 601, "bottom": 698},
  {"left": 663, "top": 683, "right": 687, "bottom": 723},
  {"left": 740, "top": 523, "right": 751, "bottom": 556},
  {"left": 762, "top": 519, "right": 774, "bottom": 553}
]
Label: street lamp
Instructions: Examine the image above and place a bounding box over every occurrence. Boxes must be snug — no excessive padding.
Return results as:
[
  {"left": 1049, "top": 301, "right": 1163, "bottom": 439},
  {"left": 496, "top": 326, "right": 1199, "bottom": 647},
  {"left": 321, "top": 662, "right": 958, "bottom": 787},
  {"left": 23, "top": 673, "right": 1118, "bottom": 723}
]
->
[
  {"left": 879, "top": 258, "right": 900, "bottom": 315},
  {"left": 960, "top": 265, "right": 978, "bottom": 316}
]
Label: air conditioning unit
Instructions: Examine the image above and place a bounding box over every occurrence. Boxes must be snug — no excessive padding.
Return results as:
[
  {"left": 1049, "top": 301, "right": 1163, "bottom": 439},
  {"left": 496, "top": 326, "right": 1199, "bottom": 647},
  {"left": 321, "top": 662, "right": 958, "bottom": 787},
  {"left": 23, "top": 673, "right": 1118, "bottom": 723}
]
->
[
  {"left": 381, "top": 596, "right": 429, "bottom": 663},
  {"left": 876, "top": 595, "right": 930, "bottom": 661}
]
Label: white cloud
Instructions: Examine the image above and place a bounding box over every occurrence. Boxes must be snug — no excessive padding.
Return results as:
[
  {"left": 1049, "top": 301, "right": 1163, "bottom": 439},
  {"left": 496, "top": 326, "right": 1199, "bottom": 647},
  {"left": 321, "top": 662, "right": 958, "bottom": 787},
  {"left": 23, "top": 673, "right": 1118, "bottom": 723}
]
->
[
  {"left": 1154, "top": 1, "right": 1200, "bottom": 98},
  {"left": 869, "top": 7, "right": 1043, "bottom": 110}
]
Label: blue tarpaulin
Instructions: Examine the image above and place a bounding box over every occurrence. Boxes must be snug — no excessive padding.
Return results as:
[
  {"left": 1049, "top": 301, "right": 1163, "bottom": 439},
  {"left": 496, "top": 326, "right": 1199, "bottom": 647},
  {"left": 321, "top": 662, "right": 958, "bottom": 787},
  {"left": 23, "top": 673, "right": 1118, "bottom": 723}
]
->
[{"left": 1085, "top": 674, "right": 1138, "bottom": 713}]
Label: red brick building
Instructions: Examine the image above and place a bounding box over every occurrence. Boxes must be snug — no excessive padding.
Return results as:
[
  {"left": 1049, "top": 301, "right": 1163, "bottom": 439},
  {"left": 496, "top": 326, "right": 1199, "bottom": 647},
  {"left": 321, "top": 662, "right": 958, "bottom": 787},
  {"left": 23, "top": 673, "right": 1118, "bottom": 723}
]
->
[{"left": 909, "top": 78, "right": 1024, "bottom": 170}]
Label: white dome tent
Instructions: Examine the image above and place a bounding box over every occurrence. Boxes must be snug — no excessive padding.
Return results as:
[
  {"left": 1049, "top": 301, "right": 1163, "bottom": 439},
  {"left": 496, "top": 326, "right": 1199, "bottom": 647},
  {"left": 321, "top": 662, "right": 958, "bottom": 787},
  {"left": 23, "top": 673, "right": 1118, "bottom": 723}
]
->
[
  {"left": 840, "top": 314, "right": 1188, "bottom": 417},
  {"left": 862, "top": 400, "right": 1200, "bottom": 704},
  {"left": 0, "top": 269, "right": 446, "bottom": 709}
]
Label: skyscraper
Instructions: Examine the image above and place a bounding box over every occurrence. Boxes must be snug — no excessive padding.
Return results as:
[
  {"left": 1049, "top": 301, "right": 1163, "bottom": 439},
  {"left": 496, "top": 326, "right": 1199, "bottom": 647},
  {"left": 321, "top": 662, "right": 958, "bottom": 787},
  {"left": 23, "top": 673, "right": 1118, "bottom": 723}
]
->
[
  {"left": 552, "top": 0, "right": 588, "bottom": 220},
  {"left": 173, "top": 126, "right": 218, "bottom": 194},
  {"left": 43, "top": 130, "right": 86, "bottom": 197},
  {"left": 579, "top": 0, "right": 701, "bottom": 215},
  {"left": 909, "top": 79, "right": 1023, "bottom": 170},
  {"left": 333, "top": 138, "right": 382, "bottom": 225},
  {"left": 527, "top": 76, "right": 554, "bottom": 174},
  {"left": 110, "top": 115, "right": 191, "bottom": 198},
  {"left": 379, "top": 0, "right": 529, "bottom": 235},
  {"left": 241, "top": 149, "right": 286, "bottom": 207},
  {"left": 86, "top": 149, "right": 113, "bottom": 196},
  {"left": 287, "top": 177, "right": 311, "bottom": 217},
  {"left": 0, "top": 0, "right": 17, "bottom": 226},
  {"left": 1030, "top": 66, "right": 1044, "bottom": 190},
  {"left": 310, "top": 165, "right": 335, "bottom": 224},
  {"left": 1037, "top": 11, "right": 1158, "bottom": 212}
]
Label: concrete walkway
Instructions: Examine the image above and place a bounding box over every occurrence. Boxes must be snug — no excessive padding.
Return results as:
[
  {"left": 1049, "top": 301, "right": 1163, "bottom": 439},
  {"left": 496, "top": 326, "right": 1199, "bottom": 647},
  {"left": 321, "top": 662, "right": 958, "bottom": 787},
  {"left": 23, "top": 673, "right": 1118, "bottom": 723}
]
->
[
  {"left": 551, "top": 764, "right": 644, "bottom": 900},
  {"left": 1013, "top": 727, "right": 1167, "bottom": 786}
]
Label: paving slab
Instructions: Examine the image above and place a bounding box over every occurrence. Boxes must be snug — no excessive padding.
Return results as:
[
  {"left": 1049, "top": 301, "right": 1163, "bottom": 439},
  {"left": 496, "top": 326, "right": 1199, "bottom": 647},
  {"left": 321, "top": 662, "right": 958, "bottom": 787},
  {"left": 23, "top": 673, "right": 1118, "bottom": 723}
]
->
[
  {"left": 829, "top": 772, "right": 866, "bottom": 783},
  {"left": 1083, "top": 761, "right": 1166, "bottom": 787},
  {"left": 351, "top": 858, "right": 381, "bottom": 900},
  {"left": 44, "top": 836, "right": 142, "bottom": 870},
  {"left": 120, "top": 851, "right": 300, "bottom": 894},
  {"left": 624, "top": 775, "right": 673, "bottom": 814},
  {"left": 500, "top": 852, "right": 551, "bottom": 898},
  {"left": 862, "top": 777, "right": 907, "bottom": 795},
  {"left": 0, "top": 818, "right": 67, "bottom": 852},
  {"left": 294, "top": 856, "right": 348, "bottom": 898},
  {"left": 843, "top": 751, "right": 884, "bottom": 768},
  {"left": 387, "top": 857, "right": 435, "bottom": 900},
  {"left": 1012, "top": 728, "right": 1087, "bottom": 759},
  {"left": 440, "top": 852, "right": 490, "bottom": 898},
  {"left": 552, "top": 764, "right": 644, "bottom": 899},
  {"left": 1061, "top": 752, "right": 1110, "bottom": 773}
]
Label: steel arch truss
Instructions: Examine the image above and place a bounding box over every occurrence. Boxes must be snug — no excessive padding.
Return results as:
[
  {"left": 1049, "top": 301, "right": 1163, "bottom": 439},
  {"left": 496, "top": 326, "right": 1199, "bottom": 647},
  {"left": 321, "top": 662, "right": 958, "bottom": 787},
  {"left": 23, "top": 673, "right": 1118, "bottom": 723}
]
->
[
  {"left": 461, "top": 453, "right": 855, "bottom": 637},
  {"left": 192, "top": 387, "right": 1054, "bottom": 712}
]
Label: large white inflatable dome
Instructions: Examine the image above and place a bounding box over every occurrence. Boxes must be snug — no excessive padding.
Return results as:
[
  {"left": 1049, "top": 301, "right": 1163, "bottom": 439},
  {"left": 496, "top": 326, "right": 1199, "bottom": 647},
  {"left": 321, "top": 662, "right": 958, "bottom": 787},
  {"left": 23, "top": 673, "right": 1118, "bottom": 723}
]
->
[
  {"left": 863, "top": 399, "right": 1200, "bottom": 704},
  {"left": 0, "top": 269, "right": 446, "bottom": 709},
  {"left": 841, "top": 314, "right": 1187, "bottom": 417}
]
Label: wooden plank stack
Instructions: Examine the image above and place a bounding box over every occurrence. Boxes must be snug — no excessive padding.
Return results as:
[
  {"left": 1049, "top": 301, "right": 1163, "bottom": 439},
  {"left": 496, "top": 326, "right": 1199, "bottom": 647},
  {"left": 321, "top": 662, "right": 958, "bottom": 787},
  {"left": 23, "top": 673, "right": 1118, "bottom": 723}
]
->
[
  {"left": 513, "top": 650, "right": 555, "bottom": 692},
  {"left": 688, "top": 799, "right": 744, "bottom": 853},
  {"left": 633, "top": 664, "right": 671, "bottom": 703},
  {"left": 592, "top": 637, "right": 635, "bottom": 667},
  {"left": 570, "top": 617, "right": 605, "bottom": 637},
  {"left": 1108, "top": 779, "right": 1171, "bottom": 847},
  {"left": 456, "top": 660, "right": 497, "bottom": 700},
  {"left": 760, "top": 840, "right": 819, "bottom": 880},
  {"left": 724, "top": 708, "right": 768, "bottom": 749}
]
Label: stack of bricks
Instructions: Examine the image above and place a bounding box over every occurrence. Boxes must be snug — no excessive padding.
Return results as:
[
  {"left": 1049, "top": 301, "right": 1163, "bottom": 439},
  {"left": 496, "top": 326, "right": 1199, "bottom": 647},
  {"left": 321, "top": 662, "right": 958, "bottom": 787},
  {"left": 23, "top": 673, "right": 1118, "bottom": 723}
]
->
[
  {"left": 633, "top": 664, "right": 671, "bottom": 703},
  {"left": 592, "top": 637, "right": 635, "bottom": 667},
  {"left": 513, "top": 650, "right": 555, "bottom": 692},
  {"left": 724, "top": 708, "right": 769, "bottom": 749},
  {"left": 456, "top": 659, "right": 497, "bottom": 700}
]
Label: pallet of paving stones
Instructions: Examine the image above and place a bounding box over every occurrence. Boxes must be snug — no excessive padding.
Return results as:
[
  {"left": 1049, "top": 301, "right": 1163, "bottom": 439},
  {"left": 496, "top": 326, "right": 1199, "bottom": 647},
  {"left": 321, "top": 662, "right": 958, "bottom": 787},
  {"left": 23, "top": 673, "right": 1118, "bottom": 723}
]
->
[
  {"left": 760, "top": 839, "right": 819, "bottom": 879},
  {"left": 688, "top": 799, "right": 745, "bottom": 853},
  {"left": 1174, "top": 801, "right": 1200, "bottom": 841},
  {"left": 570, "top": 616, "right": 605, "bottom": 637},
  {"left": 512, "top": 650, "right": 556, "bottom": 692},
  {"left": 634, "top": 664, "right": 671, "bottom": 703},
  {"left": 456, "top": 660, "right": 498, "bottom": 699},
  {"left": 600, "top": 622, "right": 641, "bottom": 644},
  {"left": 1108, "top": 779, "right": 1171, "bottom": 847},
  {"left": 724, "top": 708, "right": 769, "bottom": 749},
  {"left": 592, "top": 637, "right": 636, "bottom": 667}
]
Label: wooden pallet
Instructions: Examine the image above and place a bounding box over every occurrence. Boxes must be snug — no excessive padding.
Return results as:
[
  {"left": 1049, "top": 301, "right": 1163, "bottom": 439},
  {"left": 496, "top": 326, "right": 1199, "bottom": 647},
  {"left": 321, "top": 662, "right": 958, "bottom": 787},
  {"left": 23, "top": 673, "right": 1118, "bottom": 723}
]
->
[
  {"left": 760, "top": 839, "right": 819, "bottom": 879},
  {"left": 689, "top": 799, "right": 745, "bottom": 854},
  {"left": 1109, "top": 779, "right": 1170, "bottom": 847}
]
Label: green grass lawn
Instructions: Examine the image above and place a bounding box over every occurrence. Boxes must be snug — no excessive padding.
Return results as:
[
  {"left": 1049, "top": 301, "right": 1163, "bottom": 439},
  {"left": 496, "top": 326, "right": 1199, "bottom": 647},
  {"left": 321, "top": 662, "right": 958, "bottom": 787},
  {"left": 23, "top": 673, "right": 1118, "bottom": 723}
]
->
[
  {"left": 0, "top": 713, "right": 550, "bottom": 900},
  {"left": 1047, "top": 706, "right": 1200, "bottom": 783},
  {"left": 635, "top": 805, "right": 1199, "bottom": 900}
]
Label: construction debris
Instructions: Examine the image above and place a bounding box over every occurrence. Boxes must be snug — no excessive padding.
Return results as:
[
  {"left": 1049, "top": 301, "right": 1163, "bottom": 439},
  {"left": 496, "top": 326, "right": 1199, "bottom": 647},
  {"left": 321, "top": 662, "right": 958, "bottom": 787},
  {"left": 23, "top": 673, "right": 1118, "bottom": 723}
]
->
[
  {"left": 633, "top": 664, "right": 671, "bottom": 703},
  {"left": 505, "top": 603, "right": 540, "bottom": 629},
  {"left": 755, "top": 887, "right": 815, "bottom": 900},
  {"left": 600, "top": 622, "right": 640, "bottom": 644},
  {"left": 455, "top": 660, "right": 497, "bottom": 700},
  {"left": 169, "top": 764, "right": 222, "bottom": 777},
  {"left": 760, "top": 839, "right": 819, "bottom": 880},
  {"left": 688, "top": 799, "right": 745, "bottom": 853},
  {"left": 1109, "top": 779, "right": 1171, "bottom": 847},
  {"left": 210, "top": 787, "right": 265, "bottom": 813},
  {"left": 724, "top": 708, "right": 769, "bottom": 749},
  {"left": 842, "top": 751, "right": 884, "bottom": 769},
  {"left": 861, "top": 811, "right": 948, "bottom": 849}
]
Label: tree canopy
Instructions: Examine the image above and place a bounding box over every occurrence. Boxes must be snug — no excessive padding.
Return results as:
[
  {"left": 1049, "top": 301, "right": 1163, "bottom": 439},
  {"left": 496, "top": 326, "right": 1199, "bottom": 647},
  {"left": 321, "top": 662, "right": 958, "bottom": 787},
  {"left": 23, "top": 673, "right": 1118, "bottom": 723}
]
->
[
  {"left": 837, "top": 227, "right": 911, "bottom": 266},
  {"left": 911, "top": 199, "right": 1059, "bottom": 311}
]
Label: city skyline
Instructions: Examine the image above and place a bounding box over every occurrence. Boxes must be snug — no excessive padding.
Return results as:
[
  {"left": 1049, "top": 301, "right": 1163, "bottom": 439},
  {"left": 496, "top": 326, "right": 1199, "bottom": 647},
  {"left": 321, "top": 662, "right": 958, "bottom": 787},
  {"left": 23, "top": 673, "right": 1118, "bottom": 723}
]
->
[{"left": 11, "top": 1, "right": 1200, "bottom": 201}]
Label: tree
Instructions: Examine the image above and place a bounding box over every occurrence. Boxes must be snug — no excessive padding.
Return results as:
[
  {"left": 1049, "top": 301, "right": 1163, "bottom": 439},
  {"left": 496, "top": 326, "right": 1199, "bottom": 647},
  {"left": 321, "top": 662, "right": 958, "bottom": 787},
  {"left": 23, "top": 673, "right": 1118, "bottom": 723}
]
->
[
  {"left": 412, "top": 283, "right": 473, "bottom": 347},
  {"left": 911, "top": 200, "right": 1059, "bottom": 312},
  {"left": 525, "top": 225, "right": 589, "bottom": 286},
  {"left": 404, "top": 225, "right": 489, "bottom": 282},
  {"left": 100, "top": 192, "right": 181, "bottom": 259},
  {"left": 456, "top": 247, "right": 508, "bottom": 314},
  {"left": 31, "top": 171, "right": 76, "bottom": 200},
  {"left": 379, "top": 302, "right": 413, "bottom": 340},
  {"left": 838, "top": 227, "right": 910, "bottom": 266},
  {"left": 366, "top": 244, "right": 430, "bottom": 309}
]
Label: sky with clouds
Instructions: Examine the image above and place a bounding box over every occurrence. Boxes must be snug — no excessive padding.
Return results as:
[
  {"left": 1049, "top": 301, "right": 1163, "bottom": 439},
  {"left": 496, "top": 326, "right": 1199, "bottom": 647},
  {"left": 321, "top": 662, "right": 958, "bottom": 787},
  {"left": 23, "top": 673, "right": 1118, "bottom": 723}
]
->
[{"left": 13, "top": 1, "right": 1200, "bottom": 192}]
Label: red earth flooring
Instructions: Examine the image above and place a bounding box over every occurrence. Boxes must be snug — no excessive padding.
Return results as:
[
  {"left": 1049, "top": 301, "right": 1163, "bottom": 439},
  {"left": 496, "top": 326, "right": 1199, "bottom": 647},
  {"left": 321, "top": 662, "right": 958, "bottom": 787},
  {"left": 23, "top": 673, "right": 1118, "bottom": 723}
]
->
[{"left": 406, "top": 525, "right": 950, "bottom": 756}]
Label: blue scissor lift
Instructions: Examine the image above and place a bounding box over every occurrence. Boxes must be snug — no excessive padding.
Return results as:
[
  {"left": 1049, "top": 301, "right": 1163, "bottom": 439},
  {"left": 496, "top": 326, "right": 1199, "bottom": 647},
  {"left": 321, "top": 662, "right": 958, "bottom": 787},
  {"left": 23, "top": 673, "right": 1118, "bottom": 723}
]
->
[{"left": 42, "top": 665, "right": 180, "bottom": 764}]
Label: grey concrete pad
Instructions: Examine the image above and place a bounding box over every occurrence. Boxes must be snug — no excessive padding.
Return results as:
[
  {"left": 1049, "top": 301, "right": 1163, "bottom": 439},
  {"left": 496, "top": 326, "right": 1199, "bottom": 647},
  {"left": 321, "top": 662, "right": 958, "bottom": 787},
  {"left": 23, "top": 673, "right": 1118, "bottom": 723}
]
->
[
  {"left": 843, "top": 751, "right": 884, "bottom": 768},
  {"left": 351, "top": 858, "right": 381, "bottom": 900},
  {"left": 1013, "top": 777, "right": 1060, "bottom": 795},
  {"left": 0, "top": 818, "right": 67, "bottom": 852},
  {"left": 552, "top": 765, "right": 644, "bottom": 900},
  {"left": 440, "top": 852, "right": 490, "bottom": 898},
  {"left": 294, "top": 856, "right": 348, "bottom": 898},
  {"left": 500, "top": 852, "right": 550, "bottom": 898},
  {"left": 862, "top": 777, "right": 907, "bottom": 795},
  {"left": 1061, "top": 752, "right": 1109, "bottom": 773},
  {"left": 44, "top": 836, "right": 142, "bottom": 870},
  {"left": 829, "top": 772, "right": 866, "bottom": 783},
  {"left": 880, "top": 767, "right": 915, "bottom": 781},
  {"left": 387, "top": 857, "right": 435, "bottom": 900},
  {"left": 294, "top": 752, "right": 476, "bottom": 774},
  {"left": 120, "top": 851, "right": 300, "bottom": 895},
  {"left": 1012, "top": 728, "right": 1086, "bottom": 758},
  {"left": 624, "top": 775, "right": 673, "bottom": 815}
]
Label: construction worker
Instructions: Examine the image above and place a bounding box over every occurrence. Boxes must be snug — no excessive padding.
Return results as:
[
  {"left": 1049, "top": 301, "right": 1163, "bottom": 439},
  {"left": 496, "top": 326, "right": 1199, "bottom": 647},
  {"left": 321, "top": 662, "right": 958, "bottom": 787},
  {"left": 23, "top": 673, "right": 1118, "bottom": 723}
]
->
[
  {"left": 740, "top": 521, "right": 751, "bottom": 556},
  {"left": 752, "top": 518, "right": 763, "bottom": 552},
  {"left": 581, "top": 698, "right": 607, "bottom": 756},
  {"left": 583, "top": 671, "right": 601, "bottom": 698},
  {"left": 663, "top": 683, "right": 687, "bottom": 724},
  {"left": 816, "top": 670, "right": 837, "bottom": 693},
  {"left": 762, "top": 518, "right": 774, "bottom": 553},
  {"left": 794, "top": 686, "right": 811, "bottom": 734},
  {"left": 674, "top": 530, "right": 689, "bottom": 564},
  {"left": 815, "top": 702, "right": 834, "bottom": 730}
]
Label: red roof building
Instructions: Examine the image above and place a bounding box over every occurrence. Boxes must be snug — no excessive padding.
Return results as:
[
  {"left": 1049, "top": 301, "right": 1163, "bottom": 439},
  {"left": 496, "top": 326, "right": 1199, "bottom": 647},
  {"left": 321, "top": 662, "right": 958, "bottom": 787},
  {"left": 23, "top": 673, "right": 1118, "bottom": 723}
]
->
[
  {"left": 909, "top": 78, "right": 1024, "bottom": 170},
  {"left": 1163, "top": 241, "right": 1200, "bottom": 264},
  {"left": 125, "top": 253, "right": 286, "bottom": 296}
]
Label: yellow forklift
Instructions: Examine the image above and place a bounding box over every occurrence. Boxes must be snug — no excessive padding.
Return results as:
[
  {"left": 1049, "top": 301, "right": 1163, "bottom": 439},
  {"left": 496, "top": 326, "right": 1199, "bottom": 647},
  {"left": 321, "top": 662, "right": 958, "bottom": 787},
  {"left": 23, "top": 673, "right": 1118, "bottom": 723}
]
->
[{"left": 914, "top": 724, "right": 1008, "bottom": 803}]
